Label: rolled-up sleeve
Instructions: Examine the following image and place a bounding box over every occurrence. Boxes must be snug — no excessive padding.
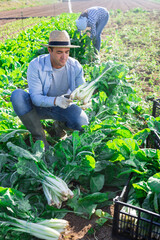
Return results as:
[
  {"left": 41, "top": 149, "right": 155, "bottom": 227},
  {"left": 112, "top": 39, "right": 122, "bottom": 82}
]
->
[{"left": 27, "top": 59, "right": 55, "bottom": 107}]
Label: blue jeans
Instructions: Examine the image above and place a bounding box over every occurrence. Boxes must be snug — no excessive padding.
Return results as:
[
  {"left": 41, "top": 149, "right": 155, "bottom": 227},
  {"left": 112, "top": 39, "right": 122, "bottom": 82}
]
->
[
  {"left": 11, "top": 89, "right": 89, "bottom": 131},
  {"left": 94, "top": 14, "right": 109, "bottom": 51}
]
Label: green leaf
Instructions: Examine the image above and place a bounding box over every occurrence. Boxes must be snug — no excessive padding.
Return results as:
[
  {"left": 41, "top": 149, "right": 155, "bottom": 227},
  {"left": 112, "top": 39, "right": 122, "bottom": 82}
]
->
[
  {"left": 16, "top": 157, "right": 38, "bottom": 177},
  {"left": 132, "top": 181, "right": 150, "bottom": 198},
  {"left": 148, "top": 173, "right": 160, "bottom": 194},
  {"left": 0, "top": 153, "right": 10, "bottom": 171},
  {"left": 95, "top": 209, "right": 112, "bottom": 226},
  {"left": 90, "top": 174, "right": 105, "bottom": 193},
  {"left": 99, "top": 91, "right": 107, "bottom": 103},
  {"left": 0, "top": 129, "right": 28, "bottom": 142},
  {"left": 106, "top": 138, "right": 139, "bottom": 160},
  {"left": 72, "top": 131, "right": 81, "bottom": 159},
  {"left": 78, "top": 192, "right": 108, "bottom": 205},
  {"left": 7, "top": 142, "right": 37, "bottom": 161},
  {"left": 75, "top": 202, "right": 97, "bottom": 219},
  {"left": 84, "top": 155, "right": 95, "bottom": 169},
  {"left": 0, "top": 187, "right": 32, "bottom": 218},
  {"left": 133, "top": 128, "right": 150, "bottom": 146},
  {"left": 68, "top": 192, "right": 109, "bottom": 219}
]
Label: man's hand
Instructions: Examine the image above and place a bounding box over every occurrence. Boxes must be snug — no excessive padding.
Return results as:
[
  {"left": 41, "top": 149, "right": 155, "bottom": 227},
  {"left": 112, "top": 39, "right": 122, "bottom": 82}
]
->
[{"left": 55, "top": 96, "right": 72, "bottom": 109}]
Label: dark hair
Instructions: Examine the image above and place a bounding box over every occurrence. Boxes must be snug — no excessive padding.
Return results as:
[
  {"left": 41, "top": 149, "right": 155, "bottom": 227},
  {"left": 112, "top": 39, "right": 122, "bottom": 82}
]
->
[
  {"left": 80, "top": 11, "right": 88, "bottom": 18},
  {"left": 48, "top": 47, "right": 54, "bottom": 51}
]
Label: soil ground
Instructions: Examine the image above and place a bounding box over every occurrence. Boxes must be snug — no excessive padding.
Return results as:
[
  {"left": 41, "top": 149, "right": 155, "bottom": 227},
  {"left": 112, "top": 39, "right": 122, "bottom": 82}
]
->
[
  {"left": 0, "top": 0, "right": 160, "bottom": 239},
  {"left": 0, "top": 0, "right": 160, "bottom": 25}
]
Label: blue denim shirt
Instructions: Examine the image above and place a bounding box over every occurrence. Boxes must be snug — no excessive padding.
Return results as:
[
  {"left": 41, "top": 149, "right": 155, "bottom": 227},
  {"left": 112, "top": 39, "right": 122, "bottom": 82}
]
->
[{"left": 27, "top": 54, "right": 85, "bottom": 107}]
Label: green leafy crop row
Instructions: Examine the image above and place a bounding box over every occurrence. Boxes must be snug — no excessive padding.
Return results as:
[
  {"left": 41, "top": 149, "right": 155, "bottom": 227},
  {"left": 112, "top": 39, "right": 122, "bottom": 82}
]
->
[{"left": 0, "top": 10, "right": 160, "bottom": 239}]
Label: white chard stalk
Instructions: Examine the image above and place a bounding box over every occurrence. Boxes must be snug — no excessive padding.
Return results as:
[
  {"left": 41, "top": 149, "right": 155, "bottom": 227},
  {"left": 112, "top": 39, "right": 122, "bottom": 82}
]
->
[
  {"left": 38, "top": 218, "right": 69, "bottom": 233},
  {"left": 83, "top": 86, "right": 97, "bottom": 105},
  {"left": 70, "top": 66, "right": 109, "bottom": 105},
  {"left": 41, "top": 170, "right": 74, "bottom": 208},
  {"left": 5, "top": 216, "right": 68, "bottom": 240},
  {"left": 70, "top": 82, "right": 88, "bottom": 100},
  {"left": 81, "top": 101, "right": 92, "bottom": 110}
]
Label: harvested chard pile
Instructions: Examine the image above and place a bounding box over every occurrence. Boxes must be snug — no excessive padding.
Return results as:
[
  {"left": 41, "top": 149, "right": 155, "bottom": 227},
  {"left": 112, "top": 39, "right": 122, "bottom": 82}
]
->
[
  {"left": 7, "top": 141, "right": 74, "bottom": 209},
  {"left": 0, "top": 187, "right": 68, "bottom": 240},
  {"left": 71, "top": 61, "right": 130, "bottom": 106}
]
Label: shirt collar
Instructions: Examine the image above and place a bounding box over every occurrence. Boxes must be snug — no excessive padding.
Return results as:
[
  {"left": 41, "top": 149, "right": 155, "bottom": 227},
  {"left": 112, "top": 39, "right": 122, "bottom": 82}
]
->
[{"left": 43, "top": 54, "right": 52, "bottom": 71}]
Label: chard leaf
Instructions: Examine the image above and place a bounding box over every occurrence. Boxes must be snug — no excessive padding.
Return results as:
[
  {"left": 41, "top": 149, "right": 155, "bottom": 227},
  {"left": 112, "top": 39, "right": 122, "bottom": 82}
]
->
[
  {"left": 7, "top": 142, "right": 37, "bottom": 161},
  {"left": 115, "top": 128, "right": 132, "bottom": 138},
  {"left": 76, "top": 149, "right": 94, "bottom": 158},
  {"left": 99, "top": 91, "right": 107, "bottom": 103},
  {"left": 67, "top": 190, "right": 97, "bottom": 219},
  {"left": 90, "top": 123, "right": 102, "bottom": 131},
  {"left": 132, "top": 149, "right": 148, "bottom": 162},
  {"left": 78, "top": 192, "right": 108, "bottom": 204},
  {"left": 133, "top": 128, "right": 150, "bottom": 146},
  {"left": 0, "top": 153, "right": 10, "bottom": 171},
  {"left": 95, "top": 209, "right": 112, "bottom": 226},
  {"left": 90, "top": 174, "right": 105, "bottom": 193},
  {"left": 32, "top": 140, "right": 45, "bottom": 156},
  {"left": 147, "top": 173, "right": 160, "bottom": 194},
  {"left": 123, "top": 158, "right": 138, "bottom": 168},
  {"left": 83, "top": 155, "right": 95, "bottom": 169},
  {"left": 0, "top": 129, "right": 28, "bottom": 142},
  {"left": 106, "top": 138, "right": 139, "bottom": 160},
  {"left": 65, "top": 155, "right": 96, "bottom": 181},
  {"left": 117, "top": 168, "right": 144, "bottom": 178},
  {"left": 123, "top": 157, "right": 146, "bottom": 172},
  {"left": 142, "top": 191, "right": 154, "bottom": 212},
  {"left": 143, "top": 148, "right": 160, "bottom": 160},
  {"left": 94, "top": 160, "right": 114, "bottom": 172},
  {"left": 69, "top": 192, "right": 109, "bottom": 219},
  {"left": 97, "top": 148, "right": 115, "bottom": 161},
  {"left": 16, "top": 157, "right": 38, "bottom": 177},
  {"left": 54, "top": 140, "right": 73, "bottom": 163},
  {"left": 72, "top": 131, "right": 81, "bottom": 159},
  {"left": 75, "top": 203, "right": 97, "bottom": 219},
  {"left": 111, "top": 152, "right": 125, "bottom": 162},
  {"left": 0, "top": 187, "right": 32, "bottom": 218},
  {"left": 132, "top": 181, "right": 150, "bottom": 198}
]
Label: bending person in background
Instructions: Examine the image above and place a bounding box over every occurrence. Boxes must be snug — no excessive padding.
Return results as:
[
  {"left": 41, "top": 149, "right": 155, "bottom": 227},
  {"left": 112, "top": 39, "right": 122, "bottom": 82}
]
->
[
  {"left": 11, "top": 30, "right": 88, "bottom": 150},
  {"left": 76, "top": 6, "right": 109, "bottom": 52}
]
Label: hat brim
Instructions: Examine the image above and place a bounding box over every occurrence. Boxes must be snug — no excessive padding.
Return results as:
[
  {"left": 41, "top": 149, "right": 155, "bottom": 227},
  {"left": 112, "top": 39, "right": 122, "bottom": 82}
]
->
[{"left": 41, "top": 43, "right": 80, "bottom": 48}]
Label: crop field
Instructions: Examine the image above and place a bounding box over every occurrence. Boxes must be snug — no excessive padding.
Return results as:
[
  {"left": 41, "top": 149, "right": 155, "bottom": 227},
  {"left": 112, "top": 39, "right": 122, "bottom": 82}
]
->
[
  {"left": 0, "top": 1, "right": 160, "bottom": 240},
  {"left": 0, "top": 0, "right": 57, "bottom": 11}
]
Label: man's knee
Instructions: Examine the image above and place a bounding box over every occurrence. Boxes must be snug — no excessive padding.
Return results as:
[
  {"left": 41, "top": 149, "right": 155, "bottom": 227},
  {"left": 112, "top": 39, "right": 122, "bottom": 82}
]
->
[
  {"left": 11, "top": 89, "right": 26, "bottom": 103},
  {"left": 71, "top": 115, "right": 88, "bottom": 131},
  {"left": 11, "top": 89, "right": 32, "bottom": 116}
]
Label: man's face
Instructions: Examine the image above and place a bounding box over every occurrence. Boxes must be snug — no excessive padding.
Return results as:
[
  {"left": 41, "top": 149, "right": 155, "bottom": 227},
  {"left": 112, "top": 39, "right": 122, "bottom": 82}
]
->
[{"left": 48, "top": 47, "right": 70, "bottom": 69}]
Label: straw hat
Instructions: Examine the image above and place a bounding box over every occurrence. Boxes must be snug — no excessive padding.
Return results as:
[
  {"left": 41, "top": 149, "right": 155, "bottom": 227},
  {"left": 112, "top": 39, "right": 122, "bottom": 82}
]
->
[
  {"left": 41, "top": 30, "right": 79, "bottom": 48},
  {"left": 76, "top": 17, "right": 87, "bottom": 31}
]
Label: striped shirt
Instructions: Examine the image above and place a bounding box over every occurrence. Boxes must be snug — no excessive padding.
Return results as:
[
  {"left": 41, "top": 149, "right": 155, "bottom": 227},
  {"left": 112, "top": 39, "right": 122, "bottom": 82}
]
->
[{"left": 86, "top": 7, "right": 109, "bottom": 38}]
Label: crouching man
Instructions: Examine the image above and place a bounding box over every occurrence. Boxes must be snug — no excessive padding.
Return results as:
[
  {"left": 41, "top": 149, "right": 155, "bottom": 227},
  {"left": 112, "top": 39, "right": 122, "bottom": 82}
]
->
[{"left": 11, "top": 30, "right": 88, "bottom": 149}]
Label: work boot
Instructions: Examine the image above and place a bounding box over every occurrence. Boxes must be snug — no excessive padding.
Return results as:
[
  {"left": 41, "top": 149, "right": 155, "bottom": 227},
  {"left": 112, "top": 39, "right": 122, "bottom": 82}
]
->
[
  {"left": 19, "top": 108, "right": 50, "bottom": 150},
  {"left": 52, "top": 121, "right": 67, "bottom": 139},
  {"left": 49, "top": 121, "right": 74, "bottom": 140}
]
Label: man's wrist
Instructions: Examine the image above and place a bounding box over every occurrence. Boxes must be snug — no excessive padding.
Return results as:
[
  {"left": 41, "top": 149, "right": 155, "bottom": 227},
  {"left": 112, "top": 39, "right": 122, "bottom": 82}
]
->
[{"left": 54, "top": 97, "right": 57, "bottom": 106}]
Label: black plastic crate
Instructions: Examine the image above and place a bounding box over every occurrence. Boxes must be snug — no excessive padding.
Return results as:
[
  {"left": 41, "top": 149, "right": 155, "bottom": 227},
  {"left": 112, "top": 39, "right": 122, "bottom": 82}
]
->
[
  {"left": 112, "top": 174, "right": 160, "bottom": 240},
  {"left": 147, "top": 130, "right": 160, "bottom": 150},
  {"left": 146, "top": 98, "right": 160, "bottom": 149},
  {"left": 152, "top": 99, "right": 160, "bottom": 118}
]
